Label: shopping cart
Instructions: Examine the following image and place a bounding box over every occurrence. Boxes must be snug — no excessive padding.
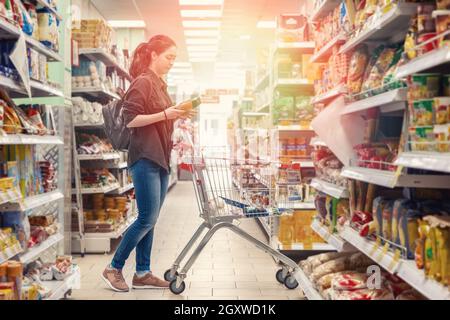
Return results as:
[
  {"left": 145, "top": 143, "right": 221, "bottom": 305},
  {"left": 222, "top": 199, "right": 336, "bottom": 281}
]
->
[{"left": 165, "top": 147, "right": 302, "bottom": 294}]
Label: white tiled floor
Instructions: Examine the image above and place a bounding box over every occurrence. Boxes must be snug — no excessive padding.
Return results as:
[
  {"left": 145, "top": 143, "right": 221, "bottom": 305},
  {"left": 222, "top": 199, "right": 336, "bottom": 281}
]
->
[{"left": 71, "top": 181, "right": 304, "bottom": 300}]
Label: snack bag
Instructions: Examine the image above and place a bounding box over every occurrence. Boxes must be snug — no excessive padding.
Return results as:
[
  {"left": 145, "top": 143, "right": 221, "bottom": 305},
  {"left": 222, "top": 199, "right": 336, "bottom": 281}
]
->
[
  {"left": 399, "top": 209, "right": 422, "bottom": 260},
  {"left": 347, "top": 45, "right": 370, "bottom": 95}
]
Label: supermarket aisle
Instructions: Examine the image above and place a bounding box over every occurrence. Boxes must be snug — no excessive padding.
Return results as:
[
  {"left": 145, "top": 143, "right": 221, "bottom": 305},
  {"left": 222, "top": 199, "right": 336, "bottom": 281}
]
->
[{"left": 71, "top": 181, "right": 303, "bottom": 300}]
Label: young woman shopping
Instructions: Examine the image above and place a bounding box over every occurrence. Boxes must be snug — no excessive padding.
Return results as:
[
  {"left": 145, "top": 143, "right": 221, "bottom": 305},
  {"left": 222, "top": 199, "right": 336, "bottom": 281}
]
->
[{"left": 102, "top": 35, "right": 193, "bottom": 292}]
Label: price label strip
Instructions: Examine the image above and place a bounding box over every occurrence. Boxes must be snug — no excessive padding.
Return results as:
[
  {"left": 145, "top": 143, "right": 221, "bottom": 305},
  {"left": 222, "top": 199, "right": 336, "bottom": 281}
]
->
[
  {"left": 376, "top": 243, "right": 390, "bottom": 264},
  {"left": 369, "top": 238, "right": 382, "bottom": 257},
  {"left": 388, "top": 249, "right": 402, "bottom": 273}
]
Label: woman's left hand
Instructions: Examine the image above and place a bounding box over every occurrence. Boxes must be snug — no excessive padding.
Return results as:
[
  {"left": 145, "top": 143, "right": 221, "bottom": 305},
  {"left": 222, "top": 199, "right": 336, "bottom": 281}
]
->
[{"left": 180, "top": 110, "right": 197, "bottom": 120}]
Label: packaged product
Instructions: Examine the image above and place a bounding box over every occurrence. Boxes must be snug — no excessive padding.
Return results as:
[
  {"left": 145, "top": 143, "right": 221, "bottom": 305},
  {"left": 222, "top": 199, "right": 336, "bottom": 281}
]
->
[
  {"left": 333, "top": 288, "right": 395, "bottom": 300},
  {"left": 316, "top": 271, "right": 348, "bottom": 292},
  {"left": 433, "top": 11, "right": 450, "bottom": 47},
  {"left": 3, "top": 105, "right": 22, "bottom": 134},
  {"left": 396, "top": 290, "right": 426, "bottom": 300},
  {"left": 331, "top": 272, "right": 368, "bottom": 291},
  {"left": 434, "top": 97, "right": 450, "bottom": 125},
  {"left": 347, "top": 45, "right": 370, "bottom": 95},
  {"left": 409, "top": 74, "right": 441, "bottom": 100},
  {"left": 364, "top": 184, "right": 377, "bottom": 213},
  {"left": 423, "top": 222, "right": 439, "bottom": 279},
  {"left": 404, "top": 14, "right": 419, "bottom": 60},
  {"left": 361, "top": 45, "right": 398, "bottom": 93},
  {"left": 443, "top": 75, "right": 450, "bottom": 97},
  {"left": 382, "top": 201, "right": 395, "bottom": 243},
  {"left": 372, "top": 197, "right": 387, "bottom": 241},
  {"left": 277, "top": 14, "right": 309, "bottom": 43},
  {"left": 399, "top": 209, "right": 422, "bottom": 260},
  {"left": 435, "top": 124, "right": 450, "bottom": 153},
  {"left": 412, "top": 99, "right": 435, "bottom": 126},
  {"left": 300, "top": 252, "right": 352, "bottom": 275},
  {"left": 37, "top": 8, "right": 59, "bottom": 50},
  {"left": 409, "top": 126, "right": 435, "bottom": 152},
  {"left": 392, "top": 199, "right": 416, "bottom": 246},
  {"left": 311, "top": 256, "right": 351, "bottom": 282},
  {"left": 417, "top": 32, "right": 439, "bottom": 55},
  {"left": 348, "top": 252, "right": 374, "bottom": 270},
  {"left": 417, "top": 3, "right": 436, "bottom": 36},
  {"left": 436, "top": 0, "right": 450, "bottom": 10}
]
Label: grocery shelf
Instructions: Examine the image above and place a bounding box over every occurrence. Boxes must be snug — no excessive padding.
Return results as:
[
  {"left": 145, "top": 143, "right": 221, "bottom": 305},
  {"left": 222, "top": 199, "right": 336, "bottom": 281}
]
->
[
  {"left": 35, "top": 0, "right": 63, "bottom": 21},
  {"left": 0, "top": 75, "right": 64, "bottom": 99},
  {"left": 310, "top": 178, "right": 349, "bottom": 199},
  {"left": 311, "top": 85, "right": 347, "bottom": 105},
  {"left": 77, "top": 153, "right": 121, "bottom": 161},
  {"left": 0, "top": 134, "right": 63, "bottom": 145},
  {"left": 339, "top": 3, "right": 418, "bottom": 54},
  {"left": 79, "top": 48, "right": 131, "bottom": 80},
  {"left": 0, "top": 190, "right": 64, "bottom": 212},
  {"left": 396, "top": 46, "right": 450, "bottom": 78},
  {"left": 0, "top": 187, "right": 22, "bottom": 207},
  {"left": 72, "top": 87, "right": 120, "bottom": 100},
  {"left": 0, "top": 242, "right": 23, "bottom": 264},
  {"left": 274, "top": 41, "right": 315, "bottom": 55},
  {"left": 311, "top": 0, "right": 342, "bottom": 22},
  {"left": 276, "top": 125, "right": 314, "bottom": 132},
  {"left": 84, "top": 215, "right": 137, "bottom": 239},
  {"left": 0, "top": 75, "right": 27, "bottom": 95},
  {"left": 278, "top": 202, "right": 316, "bottom": 210},
  {"left": 278, "top": 242, "right": 335, "bottom": 251},
  {"left": 20, "top": 233, "right": 64, "bottom": 264},
  {"left": 294, "top": 268, "right": 324, "bottom": 300},
  {"left": 311, "top": 34, "right": 347, "bottom": 63},
  {"left": 342, "top": 88, "right": 408, "bottom": 115},
  {"left": 110, "top": 183, "right": 134, "bottom": 195},
  {"left": 0, "top": 19, "right": 62, "bottom": 62},
  {"left": 73, "top": 123, "right": 104, "bottom": 129},
  {"left": 311, "top": 219, "right": 354, "bottom": 252},
  {"left": 73, "top": 183, "right": 120, "bottom": 195},
  {"left": 340, "top": 166, "right": 450, "bottom": 189},
  {"left": 43, "top": 266, "right": 81, "bottom": 300},
  {"left": 395, "top": 152, "right": 450, "bottom": 174},
  {"left": 256, "top": 101, "right": 271, "bottom": 113},
  {"left": 340, "top": 225, "right": 450, "bottom": 300},
  {"left": 107, "top": 162, "right": 128, "bottom": 170},
  {"left": 273, "top": 79, "right": 314, "bottom": 94}
]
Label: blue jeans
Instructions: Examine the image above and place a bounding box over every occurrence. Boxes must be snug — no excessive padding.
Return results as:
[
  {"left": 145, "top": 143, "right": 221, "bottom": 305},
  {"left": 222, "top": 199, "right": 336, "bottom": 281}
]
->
[{"left": 111, "top": 159, "right": 169, "bottom": 272}]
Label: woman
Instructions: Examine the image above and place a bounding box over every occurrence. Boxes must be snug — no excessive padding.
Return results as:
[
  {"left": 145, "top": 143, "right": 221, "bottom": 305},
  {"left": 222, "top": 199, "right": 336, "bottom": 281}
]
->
[{"left": 102, "top": 35, "right": 192, "bottom": 292}]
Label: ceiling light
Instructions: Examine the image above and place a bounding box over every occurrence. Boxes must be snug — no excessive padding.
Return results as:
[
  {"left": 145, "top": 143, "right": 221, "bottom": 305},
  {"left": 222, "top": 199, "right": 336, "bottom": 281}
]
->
[
  {"left": 186, "top": 38, "right": 219, "bottom": 45},
  {"left": 179, "top": 0, "right": 223, "bottom": 5},
  {"left": 256, "top": 20, "right": 276, "bottom": 29},
  {"left": 181, "top": 10, "right": 222, "bottom": 18},
  {"left": 187, "top": 45, "right": 217, "bottom": 52},
  {"left": 107, "top": 20, "right": 146, "bottom": 28},
  {"left": 184, "top": 30, "right": 220, "bottom": 37},
  {"left": 182, "top": 20, "right": 221, "bottom": 28}
]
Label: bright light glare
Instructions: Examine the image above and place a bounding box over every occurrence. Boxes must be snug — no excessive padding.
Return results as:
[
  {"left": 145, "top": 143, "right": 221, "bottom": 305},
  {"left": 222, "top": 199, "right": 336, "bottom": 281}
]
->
[
  {"left": 108, "top": 20, "right": 146, "bottom": 28},
  {"left": 186, "top": 38, "right": 219, "bottom": 45},
  {"left": 179, "top": 0, "right": 223, "bottom": 5},
  {"left": 181, "top": 10, "right": 222, "bottom": 18},
  {"left": 256, "top": 20, "right": 276, "bottom": 29},
  {"left": 182, "top": 20, "right": 221, "bottom": 28},
  {"left": 184, "top": 30, "right": 220, "bottom": 37},
  {"left": 187, "top": 45, "right": 217, "bottom": 52},
  {"left": 189, "top": 51, "right": 218, "bottom": 57},
  {"left": 173, "top": 62, "right": 192, "bottom": 68}
]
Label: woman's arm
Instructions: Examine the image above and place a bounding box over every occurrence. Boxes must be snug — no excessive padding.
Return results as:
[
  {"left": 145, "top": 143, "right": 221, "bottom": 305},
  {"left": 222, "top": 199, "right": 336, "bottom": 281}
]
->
[{"left": 126, "top": 106, "right": 187, "bottom": 128}]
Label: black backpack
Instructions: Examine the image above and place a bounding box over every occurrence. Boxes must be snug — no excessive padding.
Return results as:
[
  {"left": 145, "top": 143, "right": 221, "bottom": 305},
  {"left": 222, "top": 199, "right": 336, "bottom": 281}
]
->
[{"left": 102, "top": 97, "right": 130, "bottom": 151}]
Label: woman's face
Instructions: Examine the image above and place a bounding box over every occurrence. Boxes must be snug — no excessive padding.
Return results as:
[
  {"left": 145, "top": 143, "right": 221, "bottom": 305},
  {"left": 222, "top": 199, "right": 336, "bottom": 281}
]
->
[{"left": 152, "top": 46, "right": 177, "bottom": 76}]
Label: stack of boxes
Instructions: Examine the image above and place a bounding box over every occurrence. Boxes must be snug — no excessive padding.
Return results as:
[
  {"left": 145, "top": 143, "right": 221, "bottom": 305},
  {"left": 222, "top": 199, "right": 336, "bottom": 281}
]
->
[{"left": 72, "top": 19, "right": 112, "bottom": 51}]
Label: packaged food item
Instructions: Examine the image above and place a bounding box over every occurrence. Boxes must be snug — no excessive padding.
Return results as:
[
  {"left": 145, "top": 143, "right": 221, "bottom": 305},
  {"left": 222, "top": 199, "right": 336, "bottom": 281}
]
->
[
  {"left": 417, "top": 32, "right": 439, "bottom": 55},
  {"left": 311, "top": 256, "right": 351, "bottom": 282},
  {"left": 361, "top": 46, "right": 398, "bottom": 92},
  {"left": 381, "top": 201, "right": 395, "bottom": 243},
  {"left": 177, "top": 97, "right": 202, "bottom": 112},
  {"left": 392, "top": 199, "right": 416, "bottom": 246},
  {"left": 412, "top": 99, "right": 435, "bottom": 126},
  {"left": 331, "top": 272, "right": 368, "bottom": 291},
  {"left": 417, "top": 3, "right": 436, "bottom": 36},
  {"left": 434, "top": 97, "right": 450, "bottom": 125},
  {"left": 300, "top": 252, "right": 352, "bottom": 275},
  {"left": 434, "top": 11, "right": 450, "bottom": 47},
  {"left": 347, "top": 45, "right": 370, "bottom": 95},
  {"left": 435, "top": 124, "right": 450, "bottom": 153},
  {"left": 443, "top": 75, "right": 450, "bottom": 97},
  {"left": 333, "top": 288, "right": 395, "bottom": 300},
  {"left": 373, "top": 197, "right": 387, "bottom": 241},
  {"left": 37, "top": 8, "right": 59, "bottom": 50},
  {"left": 409, "top": 126, "right": 435, "bottom": 152},
  {"left": 404, "top": 14, "right": 418, "bottom": 60},
  {"left": 348, "top": 252, "right": 374, "bottom": 269},
  {"left": 317, "top": 271, "right": 348, "bottom": 292},
  {"left": 409, "top": 74, "right": 441, "bottom": 100},
  {"left": 436, "top": 0, "right": 450, "bottom": 10}
]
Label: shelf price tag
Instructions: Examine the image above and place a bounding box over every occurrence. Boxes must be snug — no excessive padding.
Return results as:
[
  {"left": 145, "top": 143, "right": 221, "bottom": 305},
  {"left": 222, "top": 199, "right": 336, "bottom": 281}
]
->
[
  {"left": 369, "top": 238, "right": 381, "bottom": 257},
  {"left": 376, "top": 243, "right": 390, "bottom": 263},
  {"left": 388, "top": 249, "right": 402, "bottom": 273}
]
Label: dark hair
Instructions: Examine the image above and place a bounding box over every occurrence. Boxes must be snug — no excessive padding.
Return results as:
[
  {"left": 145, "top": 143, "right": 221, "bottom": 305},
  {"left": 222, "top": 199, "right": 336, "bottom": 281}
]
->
[{"left": 129, "top": 35, "right": 176, "bottom": 79}]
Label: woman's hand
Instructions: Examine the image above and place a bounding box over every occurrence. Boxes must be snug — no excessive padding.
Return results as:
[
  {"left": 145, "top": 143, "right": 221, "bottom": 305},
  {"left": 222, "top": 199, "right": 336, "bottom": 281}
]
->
[
  {"left": 180, "top": 110, "right": 197, "bottom": 120},
  {"left": 164, "top": 106, "right": 187, "bottom": 120}
]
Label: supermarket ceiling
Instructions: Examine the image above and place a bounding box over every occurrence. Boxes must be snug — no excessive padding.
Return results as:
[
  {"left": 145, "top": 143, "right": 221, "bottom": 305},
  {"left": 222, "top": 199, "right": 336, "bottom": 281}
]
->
[{"left": 90, "top": 0, "right": 307, "bottom": 86}]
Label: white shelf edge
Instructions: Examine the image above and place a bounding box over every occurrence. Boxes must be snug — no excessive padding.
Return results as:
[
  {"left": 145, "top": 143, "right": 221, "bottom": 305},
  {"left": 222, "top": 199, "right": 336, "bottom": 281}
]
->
[
  {"left": 342, "top": 88, "right": 408, "bottom": 115},
  {"left": 0, "top": 134, "right": 63, "bottom": 145},
  {"left": 395, "top": 152, "right": 450, "bottom": 174},
  {"left": 311, "top": 34, "right": 346, "bottom": 63},
  {"left": 278, "top": 202, "right": 316, "bottom": 210},
  {"left": 72, "top": 87, "right": 120, "bottom": 100},
  {"left": 0, "top": 187, "right": 23, "bottom": 207},
  {"left": 1, "top": 190, "right": 64, "bottom": 212},
  {"left": 0, "top": 243, "right": 23, "bottom": 264},
  {"left": 339, "top": 3, "right": 418, "bottom": 54},
  {"left": 310, "top": 178, "right": 349, "bottom": 199},
  {"left": 43, "top": 266, "right": 81, "bottom": 300},
  {"left": 312, "top": 85, "right": 347, "bottom": 105},
  {"left": 74, "top": 183, "right": 120, "bottom": 195},
  {"left": 294, "top": 268, "right": 324, "bottom": 300},
  {"left": 258, "top": 217, "right": 270, "bottom": 238},
  {"left": 311, "top": 0, "right": 342, "bottom": 22},
  {"left": 78, "top": 48, "right": 131, "bottom": 79},
  {"left": 278, "top": 242, "right": 335, "bottom": 251},
  {"left": 396, "top": 46, "right": 450, "bottom": 78},
  {"left": 276, "top": 125, "right": 314, "bottom": 131},
  {"left": 311, "top": 219, "right": 354, "bottom": 252},
  {"left": 19, "top": 233, "right": 64, "bottom": 264},
  {"left": 340, "top": 225, "right": 450, "bottom": 300}
]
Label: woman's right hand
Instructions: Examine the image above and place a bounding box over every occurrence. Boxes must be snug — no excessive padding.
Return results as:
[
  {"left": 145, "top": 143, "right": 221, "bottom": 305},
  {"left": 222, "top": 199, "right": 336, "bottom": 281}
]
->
[{"left": 164, "top": 106, "right": 187, "bottom": 120}]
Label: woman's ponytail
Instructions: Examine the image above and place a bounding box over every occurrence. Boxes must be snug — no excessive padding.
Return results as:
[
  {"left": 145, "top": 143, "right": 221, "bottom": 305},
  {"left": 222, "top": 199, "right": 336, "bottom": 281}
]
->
[{"left": 129, "top": 35, "right": 176, "bottom": 79}]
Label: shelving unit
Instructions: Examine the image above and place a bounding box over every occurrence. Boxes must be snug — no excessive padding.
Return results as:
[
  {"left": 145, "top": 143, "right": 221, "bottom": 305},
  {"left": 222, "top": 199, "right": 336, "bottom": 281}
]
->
[
  {"left": 310, "top": 34, "right": 346, "bottom": 63},
  {"left": 43, "top": 266, "right": 81, "bottom": 300},
  {"left": 339, "top": 3, "right": 419, "bottom": 54},
  {"left": 0, "top": 187, "right": 22, "bottom": 206},
  {"left": 395, "top": 152, "right": 450, "bottom": 174},
  {"left": 72, "top": 87, "right": 120, "bottom": 101},
  {"left": 0, "top": 190, "right": 64, "bottom": 212},
  {"left": 79, "top": 48, "right": 132, "bottom": 80},
  {"left": 20, "top": 233, "right": 65, "bottom": 264},
  {"left": 279, "top": 242, "right": 335, "bottom": 251},
  {"left": 77, "top": 153, "right": 121, "bottom": 161},
  {"left": 294, "top": 267, "right": 324, "bottom": 300},
  {"left": 310, "top": 0, "right": 342, "bottom": 22},
  {"left": 310, "top": 219, "right": 354, "bottom": 252},
  {"left": 342, "top": 88, "right": 408, "bottom": 115},
  {"left": 73, "top": 183, "right": 120, "bottom": 195},
  {"left": 311, "top": 85, "right": 347, "bottom": 105},
  {"left": 310, "top": 178, "right": 348, "bottom": 199},
  {"left": 340, "top": 225, "right": 450, "bottom": 300},
  {"left": 0, "top": 243, "right": 23, "bottom": 264},
  {"left": 396, "top": 46, "right": 450, "bottom": 78}
]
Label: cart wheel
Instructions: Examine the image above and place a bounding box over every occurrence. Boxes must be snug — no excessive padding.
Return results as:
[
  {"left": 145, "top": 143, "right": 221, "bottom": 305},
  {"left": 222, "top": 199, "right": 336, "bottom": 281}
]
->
[
  {"left": 164, "top": 269, "right": 179, "bottom": 282},
  {"left": 284, "top": 274, "right": 299, "bottom": 290},
  {"left": 276, "top": 268, "right": 288, "bottom": 284},
  {"left": 169, "top": 279, "right": 186, "bottom": 295}
]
